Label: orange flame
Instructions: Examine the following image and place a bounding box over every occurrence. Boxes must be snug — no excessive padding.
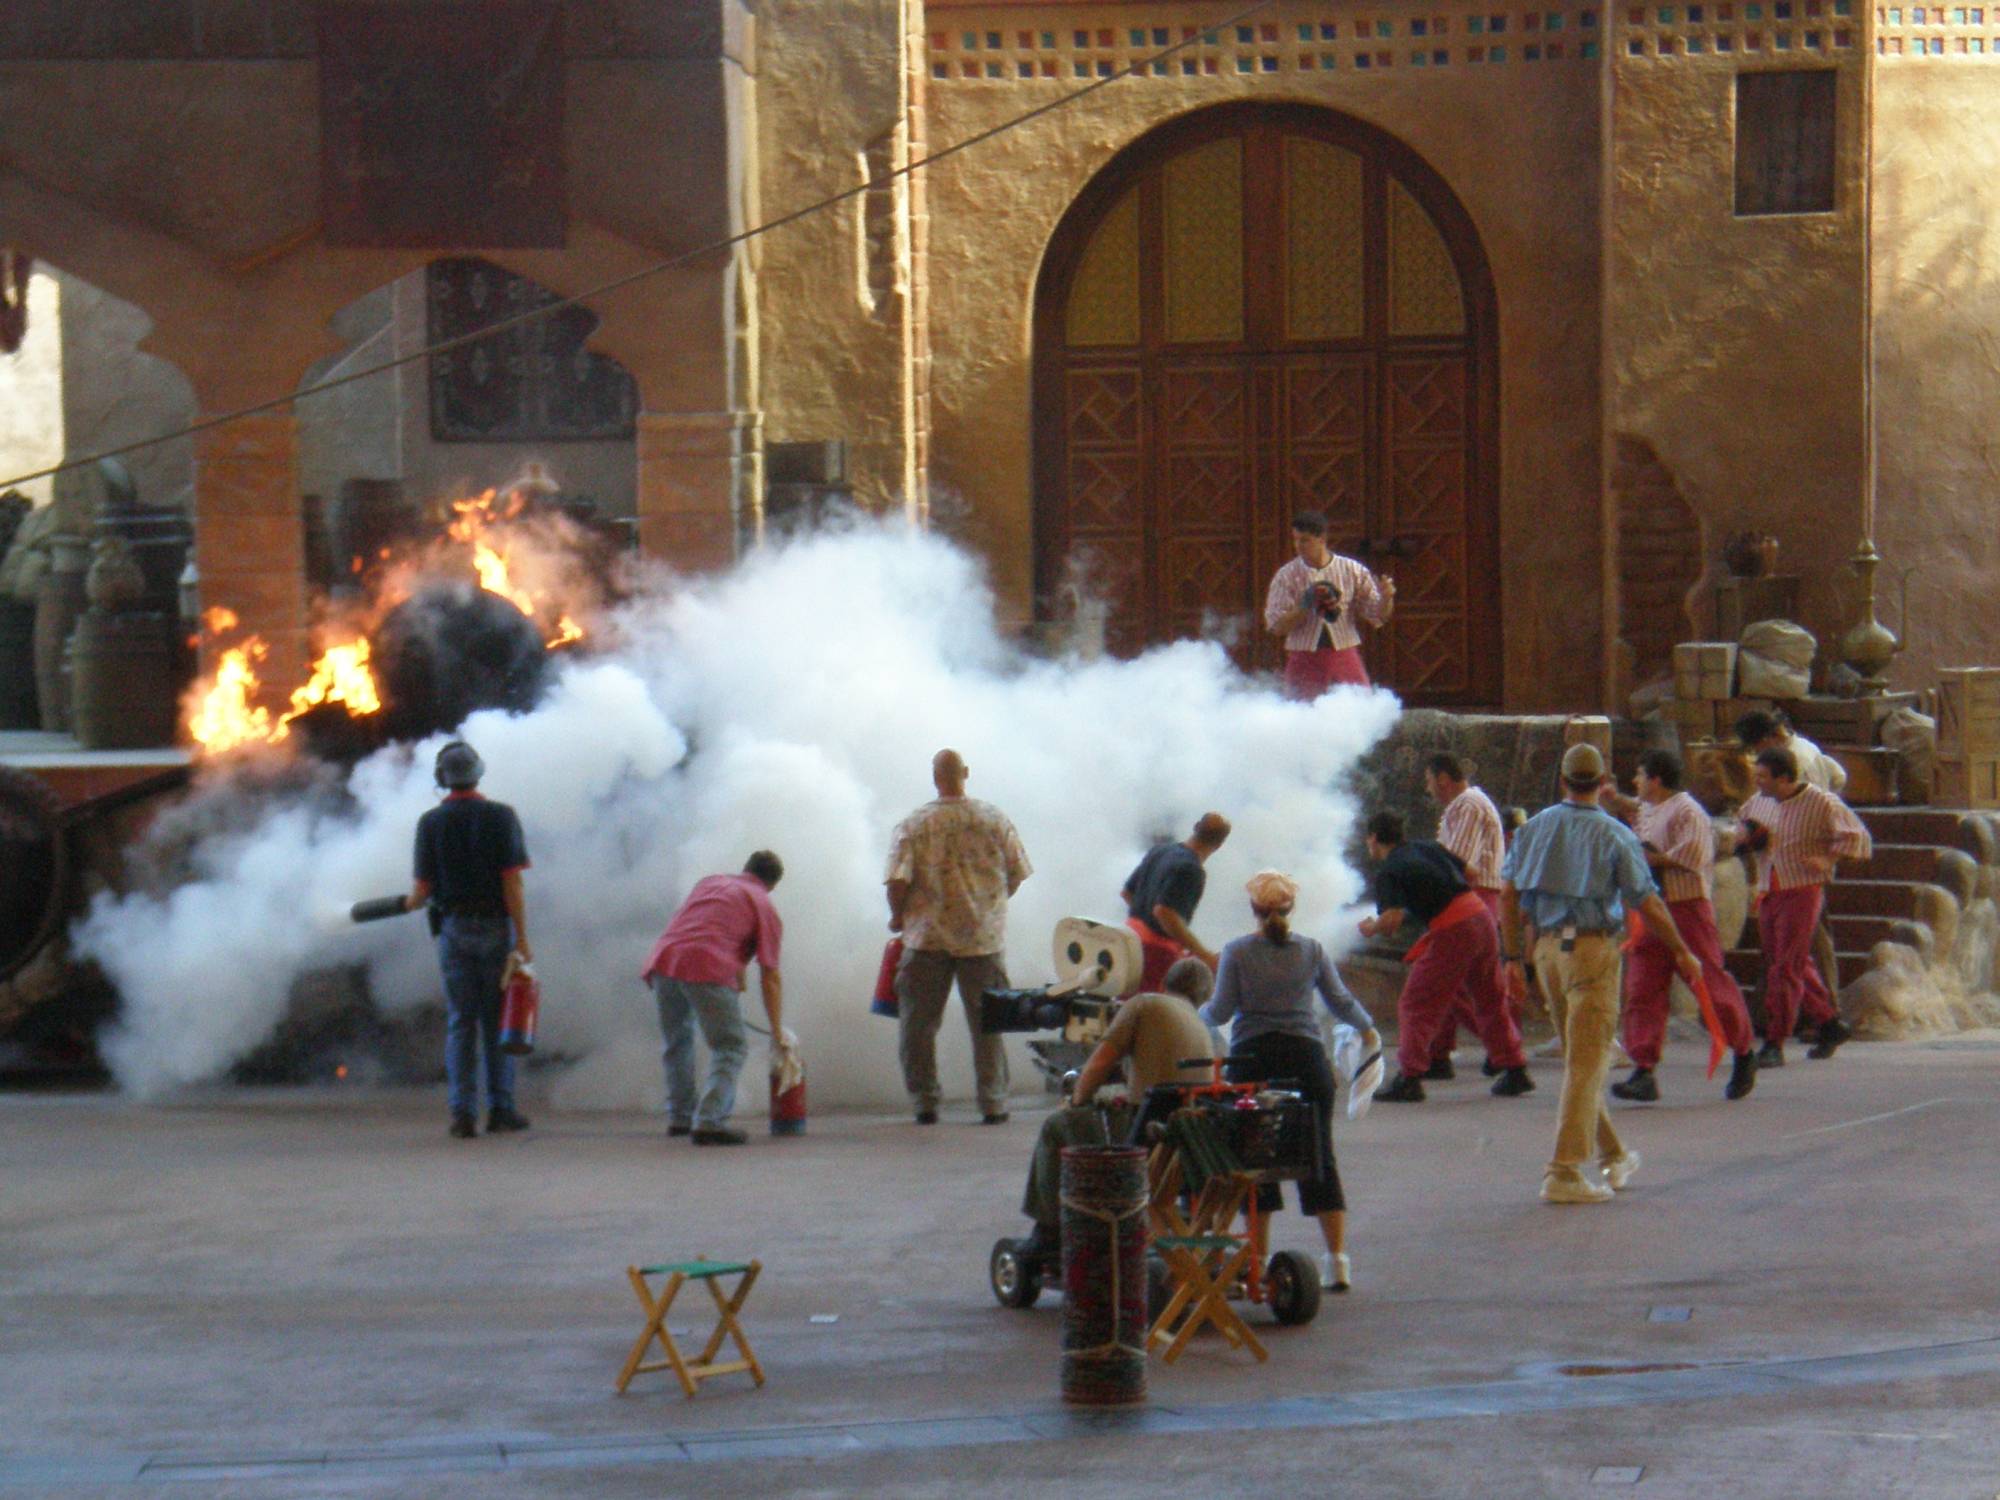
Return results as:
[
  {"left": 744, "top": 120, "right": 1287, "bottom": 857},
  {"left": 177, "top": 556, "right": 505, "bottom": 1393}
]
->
[{"left": 185, "top": 643, "right": 274, "bottom": 753}]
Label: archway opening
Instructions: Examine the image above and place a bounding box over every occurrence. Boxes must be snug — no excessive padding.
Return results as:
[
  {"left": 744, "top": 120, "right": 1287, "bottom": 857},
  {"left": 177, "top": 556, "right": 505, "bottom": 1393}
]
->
[{"left": 1032, "top": 102, "right": 1500, "bottom": 706}]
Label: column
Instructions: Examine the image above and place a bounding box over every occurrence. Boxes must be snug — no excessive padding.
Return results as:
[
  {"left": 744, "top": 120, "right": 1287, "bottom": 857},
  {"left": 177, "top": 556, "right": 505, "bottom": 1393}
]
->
[
  {"left": 635, "top": 409, "right": 762, "bottom": 569},
  {"left": 192, "top": 411, "right": 306, "bottom": 691}
]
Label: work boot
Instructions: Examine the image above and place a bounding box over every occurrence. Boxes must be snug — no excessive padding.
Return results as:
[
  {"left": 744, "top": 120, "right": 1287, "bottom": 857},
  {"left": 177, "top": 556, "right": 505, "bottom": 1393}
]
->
[
  {"left": 1610, "top": 1067, "right": 1659, "bottom": 1103},
  {"left": 1490, "top": 1066, "right": 1535, "bottom": 1097},
  {"left": 691, "top": 1126, "right": 749, "bottom": 1146},
  {"left": 1755, "top": 1041, "right": 1785, "bottom": 1069},
  {"left": 486, "top": 1108, "right": 531, "bottom": 1133},
  {"left": 1423, "top": 1056, "right": 1456, "bottom": 1081},
  {"left": 448, "top": 1114, "right": 477, "bottom": 1139},
  {"left": 1806, "top": 1017, "right": 1852, "bottom": 1060},
  {"left": 1373, "top": 1071, "right": 1426, "bottom": 1104},
  {"left": 1725, "top": 1049, "right": 1758, "bottom": 1100}
]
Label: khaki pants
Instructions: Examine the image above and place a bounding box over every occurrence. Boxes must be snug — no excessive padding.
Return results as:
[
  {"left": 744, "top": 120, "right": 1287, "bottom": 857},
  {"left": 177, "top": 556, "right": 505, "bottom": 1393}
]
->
[
  {"left": 896, "top": 948, "right": 1010, "bottom": 1114},
  {"left": 1534, "top": 933, "right": 1626, "bottom": 1184}
]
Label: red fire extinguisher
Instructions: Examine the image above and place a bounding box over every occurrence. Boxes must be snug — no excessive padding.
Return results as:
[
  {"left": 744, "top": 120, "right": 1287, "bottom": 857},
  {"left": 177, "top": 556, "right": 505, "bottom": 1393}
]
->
[
  {"left": 499, "top": 956, "right": 540, "bottom": 1056},
  {"left": 769, "top": 1029, "right": 806, "bottom": 1136},
  {"left": 872, "top": 938, "right": 903, "bottom": 1018}
]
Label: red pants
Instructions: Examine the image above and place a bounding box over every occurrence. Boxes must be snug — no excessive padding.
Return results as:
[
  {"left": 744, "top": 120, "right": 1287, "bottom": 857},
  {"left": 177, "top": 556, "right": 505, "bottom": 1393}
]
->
[
  {"left": 1622, "top": 897, "right": 1755, "bottom": 1068},
  {"left": 1757, "top": 884, "right": 1836, "bottom": 1044},
  {"left": 1428, "top": 889, "right": 1509, "bottom": 1065},
  {"left": 1283, "top": 645, "right": 1370, "bottom": 699},
  {"left": 1397, "top": 901, "right": 1525, "bottom": 1077}
]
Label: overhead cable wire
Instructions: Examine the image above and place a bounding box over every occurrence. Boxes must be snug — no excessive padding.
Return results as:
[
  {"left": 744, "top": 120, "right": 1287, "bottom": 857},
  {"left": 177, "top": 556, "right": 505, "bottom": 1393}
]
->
[{"left": 0, "top": 0, "right": 1282, "bottom": 494}]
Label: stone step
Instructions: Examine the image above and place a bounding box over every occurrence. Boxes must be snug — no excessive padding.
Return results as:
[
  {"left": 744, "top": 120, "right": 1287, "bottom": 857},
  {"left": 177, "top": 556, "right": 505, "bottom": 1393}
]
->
[
  {"left": 1856, "top": 806, "right": 1972, "bottom": 846},
  {"left": 1824, "top": 880, "right": 1924, "bottom": 918},
  {"left": 1725, "top": 948, "right": 1876, "bottom": 992},
  {"left": 1856, "top": 843, "right": 1943, "bottom": 882},
  {"left": 1828, "top": 913, "right": 1900, "bottom": 950}
]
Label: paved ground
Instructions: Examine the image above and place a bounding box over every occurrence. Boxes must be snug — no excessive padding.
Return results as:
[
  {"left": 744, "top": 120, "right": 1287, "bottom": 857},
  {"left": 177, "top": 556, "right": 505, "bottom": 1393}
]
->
[{"left": 3, "top": 1033, "right": 1998, "bottom": 1498}]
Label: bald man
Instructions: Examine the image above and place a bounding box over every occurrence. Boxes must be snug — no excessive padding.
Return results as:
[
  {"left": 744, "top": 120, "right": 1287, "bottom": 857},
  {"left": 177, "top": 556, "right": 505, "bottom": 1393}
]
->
[{"left": 885, "top": 750, "right": 1033, "bottom": 1125}]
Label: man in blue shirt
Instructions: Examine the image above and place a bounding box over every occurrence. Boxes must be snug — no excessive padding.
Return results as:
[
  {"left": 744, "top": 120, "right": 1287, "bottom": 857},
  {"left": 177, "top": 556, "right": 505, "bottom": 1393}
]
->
[{"left": 1500, "top": 743, "right": 1698, "bottom": 1204}]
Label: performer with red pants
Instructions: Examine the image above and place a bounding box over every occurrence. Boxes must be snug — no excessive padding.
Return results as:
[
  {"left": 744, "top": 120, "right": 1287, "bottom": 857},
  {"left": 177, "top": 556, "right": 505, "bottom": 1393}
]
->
[
  {"left": 1118, "top": 813, "right": 1230, "bottom": 993},
  {"left": 1422, "top": 752, "right": 1511, "bottom": 1078},
  {"left": 1359, "top": 811, "right": 1534, "bottom": 1103},
  {"left": 1740, "top": 747, "right": 1872, "bottom": 1066},
  {"left": 1262, "top": 510, "right": 1394, "bottom": 699},
  {"left": 1608, "top": 749, "right": 1758, "bottom": 1103}
]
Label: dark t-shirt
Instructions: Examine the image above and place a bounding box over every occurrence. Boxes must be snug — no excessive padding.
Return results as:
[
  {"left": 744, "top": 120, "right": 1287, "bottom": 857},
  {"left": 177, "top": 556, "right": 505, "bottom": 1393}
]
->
[
  {"left": 1373, "top": 840, "right": 1468, "bottom": 930},
  {"left": 1124, "top": 842, "right": 1206, "bottom": 937},
  {"left": 414, "top": 794, "right": 529, "bottom": 914}
]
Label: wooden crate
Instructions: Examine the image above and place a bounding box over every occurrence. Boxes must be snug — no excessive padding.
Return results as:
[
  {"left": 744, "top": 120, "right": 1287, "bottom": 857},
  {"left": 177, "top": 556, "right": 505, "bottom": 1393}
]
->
[
  {"left": 1936, "top": 668, "right": 2000, "bottom": 757},
  {"left": 1670, "top": 699, "right": 1719, "bottom": 742},
  {"left": 1672, "top": 642, "right": 1738, "bottom": 701},
  {"left": 1933, "top": 753, "right": 2000, "bottom": 810}
]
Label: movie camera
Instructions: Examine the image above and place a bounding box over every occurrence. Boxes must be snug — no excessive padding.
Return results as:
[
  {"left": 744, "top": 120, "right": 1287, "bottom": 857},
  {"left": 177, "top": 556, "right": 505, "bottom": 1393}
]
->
[{"left": 978, "top": 918, "right": 1142, "bottom": 1089}]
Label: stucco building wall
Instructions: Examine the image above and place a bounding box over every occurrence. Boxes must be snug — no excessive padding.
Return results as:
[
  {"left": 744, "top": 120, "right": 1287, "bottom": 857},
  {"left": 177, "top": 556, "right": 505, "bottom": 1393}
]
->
[
  {"left": 1870, "top": 63, "right": 2000, "bottom": 691},
  {"left": 1602, "top": 29, "right": 1869, "bottom": 698}
]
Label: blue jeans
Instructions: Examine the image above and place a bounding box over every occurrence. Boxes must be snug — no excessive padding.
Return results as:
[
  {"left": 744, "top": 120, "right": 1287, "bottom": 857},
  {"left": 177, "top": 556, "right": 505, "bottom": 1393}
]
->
[
  {"left": 651, "top": 975, "right": 748, "bottom": 1130},
  {"left": 437, "top": 915, "right": 515, "bottom": 1119}
]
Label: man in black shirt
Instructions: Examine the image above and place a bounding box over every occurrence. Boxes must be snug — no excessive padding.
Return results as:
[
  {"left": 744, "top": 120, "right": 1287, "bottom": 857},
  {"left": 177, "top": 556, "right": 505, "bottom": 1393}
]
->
[
  {"left": 1119, "top": 812, "right": 1230, "bottom": 993},
  {"left": 1358, "top": 811, "right": 1532, "bottom": 1103},
  {"left": 406, "top": 740, "right": 533, "bottom": 1138}
]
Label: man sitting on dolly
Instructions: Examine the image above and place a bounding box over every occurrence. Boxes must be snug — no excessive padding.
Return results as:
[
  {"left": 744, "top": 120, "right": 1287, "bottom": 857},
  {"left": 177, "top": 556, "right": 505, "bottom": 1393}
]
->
[{"left": 1006, "top": 957, "right": 1218, "bottom": 1265}]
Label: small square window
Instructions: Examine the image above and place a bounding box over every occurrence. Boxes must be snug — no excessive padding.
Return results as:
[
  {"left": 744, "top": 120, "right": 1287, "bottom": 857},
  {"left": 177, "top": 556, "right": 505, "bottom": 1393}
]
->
[
  {"left": 1357, "top": 50, "right": 1375, "bottom": 65},
  {"left": 1414, "top": 18, "right": 1431, "bottom": 34},
  {"left": 1130, "top": 27, "right": 1146, "bottom": 46},
  {"left": 1414, "top": 47, "right": 1430, "bottom": 62},
  {"left": 1042, "top": 31, "right": 1056, "bottom": 48},
  {"left": 1549, "top": 11, "right": 1567, "bottom": 25},
  {"left": 1973, "top": 33, "right": 1987, "bottom": 46},
  {"left": 1688, "top": 32, "right": 1706, "bottom": 46},
  {"left": 1718, "top": 31, "right": 1737, "bottom": 45},
  {"left": 1146, "top": 58, "right": 1163, "bottom": 73},
  {"left": 1658, "top": 32, "right": 1677, "bottom": 48},
  {"left": 1378, "top": 47, "right": 1395, "bottom": 62},
  {"left": 1807, "top": 27, "right": 1824, "bottom": 41},
  {"left": 1489, "top": 42, "right": 1508, "bottom": 56},
  {"left": 1436, "top": 45, "right": 1453, "bottom": 59},
  {"left": 1017, "top": 60, "right": 1034, "bottom": 77},
  {"left": 1659, "top": 6, "right": 1676, "bottom": 20},
  {"left": 1470, "top": 15, "right": 1487, "bottom": 31},
  {"left": 1074, "top": 61, "right": 1091, "bottom": 76},
  {"left": 1436, "top": 14, "right": 1454, "bottom": 31},
  {"left": 1323, "top": 50, "right": 1340, "bottom": 64},
  {"left": 986, "top": 31, "right": 1002, "bottom": 49},
  {"left": 1746, "top": 26, "right": 1764, "bottom": 42},
  {"left": 961, "top": 61, "right": 979, "bottom": 77},
  {"left": 1153, "top": 27, "right": 1170, "bottom": 45},
  {"left": 1323, "top": 22, "right": 1340, "bottom": 38},
  {"left": 1379, "top": 19, "right": 1396, "bottom": 35},
  {"left": 1582, "top": 9, "right": 1600, "bottom": 23},
  {"left": 1237, "top": 25, "right": 1256, "bottom": 42},
  {"left": 1491, "top": 12, "right": 1510, "bottom": 28},
  {"left": 1237, "top": 53, "right": 1255, "bottom": 69},
  {"left": 1097, "top": 58, "right": 1115, "bottom": 74},
  {"left": 1074, "top": 31, "right": 1090, "bottom": 48},
  {"left": 1630, "top": 34, "right": 1648, "bottom": 48},
  {"left": 1582, "top": 35, "right": 1602, "bottom": 51},
  {"left": 962, "top": 32, "right": 978, "bottom": 50},
  {"left": 1775, "top": 27, "right": 1793, "bottom": 43},
  {"left": 1182, "top": 56, "right": 1200, "bottom": 73},
  {"left": 1300, "top": 22, "right": 1316, "bottom": 39},
  {"left": 1526, "top": 40, "right": 1545, "bottom": 54},
  {"left": 1017, "top": 31, "right": 1033, "bottom": 49},
  {"left": 1911, "top": 4, "right": 1926, "bottom": 17},
  {"left": 1262, "top": 53, "right": 1280, "bottom": 68},
  {"left": 1204, "top": 56, "right": 1219, "bottom": 72},
  {"left": 1775, "top": 1, "right": 1792, "bottom": 16},
  {"left": 931, "top": 62, "right": 948, "bottom": 78},
  {"left": 1689, "top": 3, "right": 1705, "bottom": 18},
  {"left": 985, "top": 60, "right": 1002, "bottom": 76}
]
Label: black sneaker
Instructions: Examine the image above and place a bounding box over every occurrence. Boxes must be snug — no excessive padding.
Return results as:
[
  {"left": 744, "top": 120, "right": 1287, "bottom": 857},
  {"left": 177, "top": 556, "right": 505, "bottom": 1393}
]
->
[
  {"left": 1374, "top": 1072, "right": 1426, "bottom": 1103},
  {"left": 982, "top": 1111, "right": 1011, "bottom": 1125},
  {"left": 1609, "top": 1068, "right": 1658, "bottom": 1103},
  {"left": 1806, "top": 1018, "right": 1852, "bottom": 1060},
  {"left": 1481, "top": 1059, "right": 1502, "bottom": 1078},
  {"left": 486, "top": 1108, "right": 531, "bottom": 1133},
  {"left": 667, "top": 1122, "right": 692, "bottom": 1138},
  {"left": 448, "top": 1114, "right": 477, "bottom": 1139},
  {"left": 1490, "top": 1066, "right": 1536, "bottom": 1098},
  {"left": 1755, "top": 1041, "right": 1785, "bottom": 1069},
  {"left": 915, "top": 1108, "right": 939, "bottom": 1125},
  {"left": 1423, "top": 1057, "right": 1456, "bottom": 1081},
  {"left": 1725, "top": 1049, "right": 1758, "bottom": 1100},
  {"left": 691, "top": 1126, "right": 749, "bottom": 1146}
]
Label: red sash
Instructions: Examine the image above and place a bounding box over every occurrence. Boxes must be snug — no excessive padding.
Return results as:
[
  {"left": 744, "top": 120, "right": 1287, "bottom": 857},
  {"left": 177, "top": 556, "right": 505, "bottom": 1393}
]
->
[{"left": 1402, "top": 889, "right": 1487, "bottom": 966}]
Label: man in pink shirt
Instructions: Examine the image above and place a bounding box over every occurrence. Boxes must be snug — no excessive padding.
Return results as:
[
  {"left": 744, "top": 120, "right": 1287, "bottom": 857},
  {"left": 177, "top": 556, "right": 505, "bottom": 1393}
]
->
[
  {"left": 642, "top": 851, "right": 786, "bottom": 1146},
  {"left": 1740, "top": 748, "right": 1872, "bottom": 1067},
  {"left": 1422, "top": 753, "right": 1510, "bottom": 1080},
  {"left": 1263, "top": 510, "right": 1394, "bottom": 699},
  {"left": 1608, "top": 749, "right": 1759, "bottom": 1103}
]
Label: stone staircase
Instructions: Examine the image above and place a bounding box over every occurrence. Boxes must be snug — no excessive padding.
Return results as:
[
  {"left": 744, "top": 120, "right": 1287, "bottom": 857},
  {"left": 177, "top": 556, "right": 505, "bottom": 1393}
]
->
[{"left": 1724, "top": 806, "right": 1976, "bottom": 1007}]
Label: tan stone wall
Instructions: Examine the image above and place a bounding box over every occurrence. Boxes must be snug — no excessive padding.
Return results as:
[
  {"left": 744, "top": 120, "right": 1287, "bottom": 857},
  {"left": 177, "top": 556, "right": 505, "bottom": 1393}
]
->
[
  {"left": 0, "top": 272, "right": 63, "bottom": 510},
  {"left": 914, "top": 9, "right": 1605, "bottom": 709},
  {"left": 1603, "top": 32, "right": 1869, "bottom": 697},
  {"left": 1870, "top": 63, "right": 2000, "bottom": 693}
]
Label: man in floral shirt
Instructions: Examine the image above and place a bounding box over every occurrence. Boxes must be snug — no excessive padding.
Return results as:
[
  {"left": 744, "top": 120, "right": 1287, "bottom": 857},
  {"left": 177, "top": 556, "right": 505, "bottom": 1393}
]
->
[{"left": 886, "top": 748, "right": 1033, "bottom": 1125}]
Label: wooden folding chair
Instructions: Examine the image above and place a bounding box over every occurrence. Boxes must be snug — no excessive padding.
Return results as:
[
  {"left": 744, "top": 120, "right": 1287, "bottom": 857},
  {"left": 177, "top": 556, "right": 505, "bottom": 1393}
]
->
[
  {"left": 615, "top": 1257, "right": 765, "bottom": 1398},
  {"left": 1144, "top": 1113, "right": 1268, "bottom": 1364}
]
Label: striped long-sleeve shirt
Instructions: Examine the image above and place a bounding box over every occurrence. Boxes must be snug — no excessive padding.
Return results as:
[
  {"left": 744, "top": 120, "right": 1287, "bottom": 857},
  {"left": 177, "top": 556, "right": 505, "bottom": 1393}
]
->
[
  {"left": 1438, "top": 785, "right": 1505, "bottom": 890},
  {"left": 1264, "top": 554, "right": 1388, "bottom": 652},
  {"left": 1636, "top": 790, "right": 1714, "bottom": 903},
  {"left": 1739, "top": 783, "right": 1872, "bottom": 893}
]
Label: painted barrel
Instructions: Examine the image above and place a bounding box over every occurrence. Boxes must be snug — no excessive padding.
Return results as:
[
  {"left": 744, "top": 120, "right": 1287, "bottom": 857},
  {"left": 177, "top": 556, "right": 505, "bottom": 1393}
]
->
[
  {"left": 1058, "top": 1144, "right": 1150, "bottom": 1407},
  {"left": 67, "top": 610, "right": 181, "bottom": 749}
]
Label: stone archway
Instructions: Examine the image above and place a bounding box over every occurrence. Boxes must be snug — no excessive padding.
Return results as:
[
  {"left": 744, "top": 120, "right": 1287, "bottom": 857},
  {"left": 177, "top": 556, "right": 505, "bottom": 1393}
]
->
[{"left": 1032, "top": 102, "right": 1500, "bottom": 706}]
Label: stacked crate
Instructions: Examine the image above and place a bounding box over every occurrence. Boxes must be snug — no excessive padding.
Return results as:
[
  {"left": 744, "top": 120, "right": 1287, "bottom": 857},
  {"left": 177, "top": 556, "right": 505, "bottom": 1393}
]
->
[
  {"left": 1934, "top": 668, "right": 2000, "bottom": 808},
  {"left": 1669, "top": 643, "right": 1767, "bottom": 743}
]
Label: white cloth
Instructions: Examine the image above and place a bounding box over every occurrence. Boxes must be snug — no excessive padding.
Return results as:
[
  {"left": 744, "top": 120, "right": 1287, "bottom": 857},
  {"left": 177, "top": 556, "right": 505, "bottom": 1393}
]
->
[{"left": 1331, "top": 1022, "right": 1384, "bottom": 1121}]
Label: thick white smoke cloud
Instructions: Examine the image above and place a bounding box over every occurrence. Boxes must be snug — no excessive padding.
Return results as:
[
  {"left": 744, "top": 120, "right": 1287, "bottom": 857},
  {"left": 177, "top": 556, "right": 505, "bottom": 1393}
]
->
[{"left": 79, "top": 522, "right": 1401, "bottom": 1107}]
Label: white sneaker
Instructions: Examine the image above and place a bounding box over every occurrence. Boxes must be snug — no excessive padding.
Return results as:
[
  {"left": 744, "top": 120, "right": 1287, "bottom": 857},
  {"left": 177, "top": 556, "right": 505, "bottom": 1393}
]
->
[
  {"left": 1541, "top": 1174, "right": 1614, "bottom": 1205},
  {"left": 1602, "top": 1150, "right": 1642, "bottom": 1192},
  {"left": 1319, "top": 1251, "right": 1351, "bottom": 1292}
]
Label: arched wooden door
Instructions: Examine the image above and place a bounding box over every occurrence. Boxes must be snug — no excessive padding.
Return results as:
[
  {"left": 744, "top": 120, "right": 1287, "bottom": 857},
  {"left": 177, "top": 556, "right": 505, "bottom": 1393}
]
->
[{"left": 1033, "top": 104, "right": 1500, "bottom": 706}]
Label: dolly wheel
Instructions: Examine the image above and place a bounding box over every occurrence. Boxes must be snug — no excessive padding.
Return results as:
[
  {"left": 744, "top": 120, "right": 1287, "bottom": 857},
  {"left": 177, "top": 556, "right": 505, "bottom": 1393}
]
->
[
  {"left": 1267, "top": 1250, "right": 1322, "bottom": 1326},
  {"left": 990, "top": 1238, "right": 1043, "bottom": 1309}
]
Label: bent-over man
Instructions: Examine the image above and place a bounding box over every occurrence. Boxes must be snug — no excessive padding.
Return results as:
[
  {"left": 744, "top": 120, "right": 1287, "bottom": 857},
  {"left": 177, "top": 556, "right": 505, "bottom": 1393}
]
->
[
  {"left": 887, "top": 749, "right": 1032, "bottom": 1125},
  {"left": 641, "top": 851, "right": 786, "bottom": 1147},
  {"left": 1263, "top": 510, "right": 1394, "bottom": 698},
  {"left": 1120, "top": 812, "right": 1231, "bottom": 992}
]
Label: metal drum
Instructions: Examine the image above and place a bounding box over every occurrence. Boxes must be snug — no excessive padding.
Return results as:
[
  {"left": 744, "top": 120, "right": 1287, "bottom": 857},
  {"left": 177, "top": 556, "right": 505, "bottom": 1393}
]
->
[
  {"left": 1058, "top": 1144, "right": 1149, "bottom": 1407},
  {"left": 66, "top": 611, "right": 181, "bottom": 749}
]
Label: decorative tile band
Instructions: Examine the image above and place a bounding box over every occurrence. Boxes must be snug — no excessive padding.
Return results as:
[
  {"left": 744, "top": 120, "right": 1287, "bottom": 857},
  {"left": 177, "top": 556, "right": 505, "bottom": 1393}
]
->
[
  {"left": 1874, "top": 3, "right": 2000, "bottom": 51},
  {"left": 1610, "top": 0, "right": 1861, "bottom": 53},
  {"left": 926, "top": 7, "right": 1602, "bottom": 77}
]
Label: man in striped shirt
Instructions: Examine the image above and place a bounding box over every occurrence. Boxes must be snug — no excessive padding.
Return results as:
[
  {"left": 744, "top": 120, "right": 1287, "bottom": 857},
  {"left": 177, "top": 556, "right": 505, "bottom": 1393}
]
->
[
  {"left": 1608, "top": 749, "right": 1758, "bottom": 1104},
  {"left": 1263, "top": 510, "right": 1394, "bottom": 699},
  {"left": 1739, "top": 746, "right": 1872, "bottom": 1065},
  {"left": 1423, "top": 753, "right": 1511, "bottom": 1080},
  {"left": 1735, "top": 709, "right": 1849, "bottom": 796}
]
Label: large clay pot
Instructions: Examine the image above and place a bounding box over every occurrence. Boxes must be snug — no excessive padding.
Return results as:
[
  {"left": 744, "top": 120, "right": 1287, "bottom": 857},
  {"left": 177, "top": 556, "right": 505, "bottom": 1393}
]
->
[
  {"left": 1722, "top": 531, "right": 1780, "bottom": 579},
  {"left": 32, "top": 532, "right": 89, "bottom": 732}
]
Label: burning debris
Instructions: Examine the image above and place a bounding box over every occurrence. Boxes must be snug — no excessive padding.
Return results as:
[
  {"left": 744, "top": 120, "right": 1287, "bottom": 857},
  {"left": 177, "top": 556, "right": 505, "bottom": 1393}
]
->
[{"left": 183, "top": 483, "right": 606, "bottom": 761}]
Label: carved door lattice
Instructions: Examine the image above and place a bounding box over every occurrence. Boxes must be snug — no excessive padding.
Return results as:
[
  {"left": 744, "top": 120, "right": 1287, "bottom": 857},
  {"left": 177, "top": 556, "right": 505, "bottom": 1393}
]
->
[{"left": 1036, "top": 108, "right": 1498, "bottom": 706}]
